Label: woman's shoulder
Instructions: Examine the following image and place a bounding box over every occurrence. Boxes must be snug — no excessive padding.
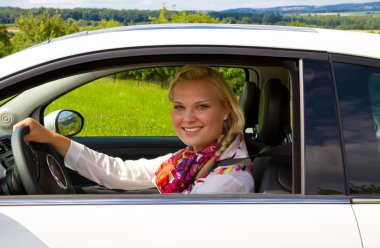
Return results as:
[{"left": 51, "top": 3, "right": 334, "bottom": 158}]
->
[
  {"left": 220, "top": 133, "right": 250, "bottom": 160},
  {"left": 191, "top": 164, "right": 254, "bottom": 193}
]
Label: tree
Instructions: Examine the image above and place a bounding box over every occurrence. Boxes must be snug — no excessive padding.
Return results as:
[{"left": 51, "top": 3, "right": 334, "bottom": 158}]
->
[
  {"left": 171, "top": 11, "right": 219, "bottom": 23},
  {"left": 0, "top": 24, "right": 12, "bottom": 57},
  {"left": 149, "top": 7, "right": 171, "bottom": 24},
  {"left": 287, "top": 20, "right": 309, "bottom": 27},
  {"left": 11, "top": 10, "right": 79, "bottom": 52},
  {"left": 214, "top": 67, "right": 246, "bottom": 94},
  {"left": 81, "top": 19, "right": 123, "bottom": 31},
  {"left": 95, "top": 19, "right": 123, "bottom": 28},
  {"left": 262, "top": 12, "right": 282, "bottom": 25},
  {"left": 149, "top": 7, "right": 220, "bottom": 24}
]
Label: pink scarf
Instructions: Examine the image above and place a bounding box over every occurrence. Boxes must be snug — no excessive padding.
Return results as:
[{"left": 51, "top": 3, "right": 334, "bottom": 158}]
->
[{"left": 155, "top": 139, "right": 221, "bottom": 193}]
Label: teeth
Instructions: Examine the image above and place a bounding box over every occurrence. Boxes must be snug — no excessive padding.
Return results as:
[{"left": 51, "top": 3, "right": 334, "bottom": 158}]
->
[{"left": 184, "top": 127, "right": 201, "bottom": 132}]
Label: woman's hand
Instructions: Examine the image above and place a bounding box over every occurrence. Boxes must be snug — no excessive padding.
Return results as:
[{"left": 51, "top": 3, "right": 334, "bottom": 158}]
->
[
  {"left": 13, "top": 118, "right": 71, "bottom": 156},
  {"left": 13, "top": 117, "right": 54, "bottom": 143}
]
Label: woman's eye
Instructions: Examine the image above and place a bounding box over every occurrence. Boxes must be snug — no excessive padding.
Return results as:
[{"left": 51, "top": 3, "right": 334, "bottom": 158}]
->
[
  {"left": 197, "top": 104, "right": 209, "bottom": 110},
  {"left": 174, "top": 105, "right": 184, "bottom": 110}
]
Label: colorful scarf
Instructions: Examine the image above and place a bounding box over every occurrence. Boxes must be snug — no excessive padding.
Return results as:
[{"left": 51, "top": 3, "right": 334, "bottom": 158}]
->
[{"left": 155, "top": 139, "right": 222, "bottom": 193}]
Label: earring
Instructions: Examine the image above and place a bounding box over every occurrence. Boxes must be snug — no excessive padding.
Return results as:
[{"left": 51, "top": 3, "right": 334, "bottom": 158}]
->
[{"left": 224, "top": 116, "right": 228, "bottom": 120}]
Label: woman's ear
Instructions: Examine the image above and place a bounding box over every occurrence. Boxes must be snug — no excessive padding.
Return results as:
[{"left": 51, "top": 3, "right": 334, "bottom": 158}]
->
[{"left": 223, "top": 103, "right": 231, "bottom": 120}]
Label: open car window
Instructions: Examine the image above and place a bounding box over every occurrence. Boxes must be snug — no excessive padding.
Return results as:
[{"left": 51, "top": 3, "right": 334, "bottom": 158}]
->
[
  {"left": 36, "top": 62, "right": 296, "bottom": 195},
  {"left": 43, "top": 66, "right": 247, "bottom": 137}
]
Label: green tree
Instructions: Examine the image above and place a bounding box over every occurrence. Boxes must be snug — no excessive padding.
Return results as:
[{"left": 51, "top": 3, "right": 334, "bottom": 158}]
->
[
  {"left": 0, "top": 24, "right": 12, "bottom": 57},
  {"left": 287, "top": 20, "right": 309, "bottom": 27},
  {"left": 149, "top": 7, "right": 171, "bottom": 23},
  {"left": 11, "top": 10, "right": 79, "bottom": 52},
  {"left": 96, "top": 19, "right": 123, "bottom": 28},
  {"left": 80, "top": 19, "right": 123, "bottom": 31},
  {"left": 171, "top": 11, "right": 219, "bottom": 23},
  {"left": 262, "top": 12, "right": 282, "bottom": 24},
  {"left": 215, "top": 67, "right": 246, "bottom": 94},
  {"left": 150, "top": 7, "right": 220, "bottom": 24}
]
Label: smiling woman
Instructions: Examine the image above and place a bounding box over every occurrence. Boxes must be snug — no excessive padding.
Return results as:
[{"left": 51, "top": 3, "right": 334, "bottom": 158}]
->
[
  {"left": 169, "top": 65, "right": 242, "bottom": 152},
  {"left": 155, "top": 65, "right": 252, "bottom": 193},
  {"left": 171, "top": 79, "right": 228, "bottom": 152}
]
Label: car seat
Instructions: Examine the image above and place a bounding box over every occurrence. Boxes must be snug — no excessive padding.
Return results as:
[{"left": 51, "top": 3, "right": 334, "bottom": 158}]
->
[
  {"left": 252, "top": 78, "right": 292, "bottom": 194},
  {"left": 239, "top": 81, "right": 264, "bottom": 155}
]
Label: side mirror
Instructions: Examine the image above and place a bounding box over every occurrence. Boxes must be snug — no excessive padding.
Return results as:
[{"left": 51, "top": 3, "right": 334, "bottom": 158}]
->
[{"left": 44, "top": 110, "right": 84, "bottom": 137}]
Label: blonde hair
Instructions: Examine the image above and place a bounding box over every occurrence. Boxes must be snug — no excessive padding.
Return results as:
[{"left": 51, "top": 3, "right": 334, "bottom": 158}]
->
[{"left": 168, "top": 65, "right": 245, "bottom": 151}]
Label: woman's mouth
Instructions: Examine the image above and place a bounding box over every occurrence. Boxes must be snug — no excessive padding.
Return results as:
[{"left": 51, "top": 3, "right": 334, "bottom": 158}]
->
[{"left": 183, "top": 126, "right": 202, "bottom": 132}]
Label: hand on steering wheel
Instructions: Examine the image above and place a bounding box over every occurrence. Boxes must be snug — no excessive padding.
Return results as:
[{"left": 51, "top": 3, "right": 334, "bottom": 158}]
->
[{"left": 11, "top": 126, "right": 75, "bottom": 194}]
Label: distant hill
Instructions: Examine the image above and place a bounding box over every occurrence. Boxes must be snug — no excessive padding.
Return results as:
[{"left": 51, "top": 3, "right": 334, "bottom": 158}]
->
[{"left": 221, "top": 1, "right": 380, "bottom": 14}]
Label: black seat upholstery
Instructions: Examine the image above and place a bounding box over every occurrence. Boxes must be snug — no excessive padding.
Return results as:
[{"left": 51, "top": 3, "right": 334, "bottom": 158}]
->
[
  {"left": 239, "top": 82, "right": 264, "bottom": 155},
  {"left": 257, "top": 78, "right": 290, "bottom": 146},
  {"left": 239, "top": 81, "right": 261, "bottom": 130},
  {"left": 252, "top": 78, "right": 292, "bottom": 194}
]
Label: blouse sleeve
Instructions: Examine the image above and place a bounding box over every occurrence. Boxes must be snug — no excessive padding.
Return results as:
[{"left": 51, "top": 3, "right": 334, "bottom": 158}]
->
[
  {"left": 190, "top": 165, "right": 254, "bottom": 194},
  {"left": 64, "top": 141, "right": 172, "bottom": 190}
]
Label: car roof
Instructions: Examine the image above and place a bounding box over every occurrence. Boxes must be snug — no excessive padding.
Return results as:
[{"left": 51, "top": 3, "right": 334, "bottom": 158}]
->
[{"left": 1, "top": 24, "right": 380, "bottom": 79}]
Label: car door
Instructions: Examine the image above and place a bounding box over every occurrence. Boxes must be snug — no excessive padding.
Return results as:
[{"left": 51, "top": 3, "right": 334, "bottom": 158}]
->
[
  {"left": 0, "top": 45, "right": 363, "bottom": 247},
  {"left": 0, "top": 196, "right": 362, "bottom": 248}
]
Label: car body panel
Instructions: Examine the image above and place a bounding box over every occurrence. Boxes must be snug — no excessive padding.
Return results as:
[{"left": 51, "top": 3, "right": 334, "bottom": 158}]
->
[
  {"left": 0, "top": 198, "right": 362, "bottom": 248},
  {"left": 352, "top": 200, "right": 380, "bottom": 248}
]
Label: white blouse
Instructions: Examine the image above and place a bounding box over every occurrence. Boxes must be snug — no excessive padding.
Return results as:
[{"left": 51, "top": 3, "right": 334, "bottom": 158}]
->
[{"left": 64, "top": 135, "right": 254, "bottom": 194}]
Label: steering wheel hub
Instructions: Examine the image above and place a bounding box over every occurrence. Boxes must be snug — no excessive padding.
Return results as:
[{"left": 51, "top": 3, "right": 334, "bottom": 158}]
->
[{"left": 46, "top": 154, "right": 68, "bottom": 190}]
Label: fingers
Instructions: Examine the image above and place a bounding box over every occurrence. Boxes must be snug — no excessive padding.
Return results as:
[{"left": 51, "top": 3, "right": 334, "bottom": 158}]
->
[
  {"left": 13, "top": 117, "right": 34, "bottom": 132},
  {"left": 13, "top": 118, "right": 70, "bottom": 156},
  {"left": 13, "top": 118, "right": 47, "bottom": 143}
]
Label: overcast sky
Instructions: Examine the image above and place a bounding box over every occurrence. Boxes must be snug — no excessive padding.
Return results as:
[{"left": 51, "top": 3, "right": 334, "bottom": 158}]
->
[{"left": 1, "top": 0, "right": 379, "bottom": 11}]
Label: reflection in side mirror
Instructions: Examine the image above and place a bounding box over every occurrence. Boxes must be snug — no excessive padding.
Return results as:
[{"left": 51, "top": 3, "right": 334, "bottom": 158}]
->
[{"left": 44, "top": 110, "right": 84, "bottom": 137}]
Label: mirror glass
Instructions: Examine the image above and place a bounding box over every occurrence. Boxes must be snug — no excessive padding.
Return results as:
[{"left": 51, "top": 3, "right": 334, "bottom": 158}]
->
[{"left": 57, "top": 110, "right": 83, "bottom": 136}]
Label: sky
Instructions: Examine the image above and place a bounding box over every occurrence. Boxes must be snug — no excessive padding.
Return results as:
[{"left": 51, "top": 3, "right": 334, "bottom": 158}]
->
[{"left": 0, "top": 0, "right": 379, "bottom": 11}]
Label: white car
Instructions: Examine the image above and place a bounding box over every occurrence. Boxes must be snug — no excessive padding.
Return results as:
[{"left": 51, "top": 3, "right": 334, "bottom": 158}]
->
[{"left": 0, "top": 24, "right": 380, "bottom": 247}]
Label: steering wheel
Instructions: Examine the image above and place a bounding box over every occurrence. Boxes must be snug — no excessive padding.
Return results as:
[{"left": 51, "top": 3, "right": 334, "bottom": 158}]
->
[{"left": 11, "top": 126, "right": 75, "bottom": 194}]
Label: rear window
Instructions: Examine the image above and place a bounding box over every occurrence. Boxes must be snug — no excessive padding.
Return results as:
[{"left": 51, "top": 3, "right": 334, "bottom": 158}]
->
[{"left": 334, "top": 62, "right": 380, "bottom": 194}]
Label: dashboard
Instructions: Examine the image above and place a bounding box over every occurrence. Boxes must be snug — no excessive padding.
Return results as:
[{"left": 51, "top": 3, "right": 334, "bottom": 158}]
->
[{"left": 0, "top": 136, "right": 14, "bottom": 194}]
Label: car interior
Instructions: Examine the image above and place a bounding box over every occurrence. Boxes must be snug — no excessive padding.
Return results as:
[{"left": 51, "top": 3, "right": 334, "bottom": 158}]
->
[{"left": 0, "top": 54, "right": 299, "bottom": 196}]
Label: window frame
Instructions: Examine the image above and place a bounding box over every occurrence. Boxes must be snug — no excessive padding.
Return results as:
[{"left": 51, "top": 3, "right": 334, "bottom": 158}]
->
[{"left": 0, "top": 45, "right": 347, "bottom": 200}]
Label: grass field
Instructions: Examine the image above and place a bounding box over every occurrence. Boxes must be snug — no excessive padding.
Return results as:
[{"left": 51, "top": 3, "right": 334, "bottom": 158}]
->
[
  {"left": 45, "top": 77, "right": 176, "bottom": 137},
  {"left": 296, "top": 11, "right": 380, "bottom": 16}
]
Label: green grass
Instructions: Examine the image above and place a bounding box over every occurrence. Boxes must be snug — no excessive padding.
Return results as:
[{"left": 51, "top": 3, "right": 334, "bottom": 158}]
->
[
  {"left": 45, "top": 77, "right": 176, "bottom": 136},
  {"left": 346, "top": 11, "right": 380, "bottom": 16}
]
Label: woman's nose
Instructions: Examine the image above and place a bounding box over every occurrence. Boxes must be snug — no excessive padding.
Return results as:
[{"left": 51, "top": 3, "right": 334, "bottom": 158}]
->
[{"left": 183, "top": 109, "right": 196, "bottom": 122}]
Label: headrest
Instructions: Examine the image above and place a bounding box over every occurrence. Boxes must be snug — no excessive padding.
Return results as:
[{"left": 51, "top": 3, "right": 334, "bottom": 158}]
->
[
  {"left": 257, "top": 78, "right": 290, "bottom": 146},
  {"left": 239, "top": 82, "right": 260, "bottom": 128}
]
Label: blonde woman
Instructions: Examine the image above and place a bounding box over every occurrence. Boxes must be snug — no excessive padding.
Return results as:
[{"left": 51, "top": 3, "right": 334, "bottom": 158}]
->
[{"left": 14, "top": 65, "right": 254, "bottom": 193}]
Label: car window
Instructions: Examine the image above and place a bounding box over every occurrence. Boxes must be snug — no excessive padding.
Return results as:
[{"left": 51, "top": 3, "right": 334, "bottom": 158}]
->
[
  {"left": 334, "top": 62, "right": 380, "bottom": 194},
  {"left": 44, "top": 66, "right": 246, "bottom": 137}
]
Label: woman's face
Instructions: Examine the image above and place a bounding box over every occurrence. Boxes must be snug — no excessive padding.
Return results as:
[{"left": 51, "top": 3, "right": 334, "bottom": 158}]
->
[{"left": 171, "top": 79, "right": 230, "bottom": 152}]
